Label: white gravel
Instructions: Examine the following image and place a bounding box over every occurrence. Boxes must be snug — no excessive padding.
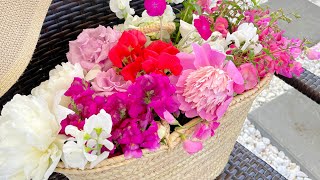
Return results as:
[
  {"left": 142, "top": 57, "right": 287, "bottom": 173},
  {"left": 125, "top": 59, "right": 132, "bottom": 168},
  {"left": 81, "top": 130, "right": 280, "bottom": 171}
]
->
[{"left": 237, "top": 43, "right": 320, "bottom": 179}]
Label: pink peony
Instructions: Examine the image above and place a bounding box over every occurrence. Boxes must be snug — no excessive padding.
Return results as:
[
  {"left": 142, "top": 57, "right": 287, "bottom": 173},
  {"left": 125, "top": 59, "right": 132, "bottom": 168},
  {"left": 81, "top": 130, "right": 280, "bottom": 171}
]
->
[
  {"left": 176, "top": 43, "right": 244, "bottom": 121},
  {"left": 214, "top": 17, "right": 229, "bottom": 37},
  {"left": 194, "top": 15, "right": 212, "bottom": 40},
  {"left": 67, "top": 25, "right": 121, "bottom": 71},
  {"left": 233, "top": 63, "right": 259, "bottom": 94},
  {"left": 144, "top": 0, "right": 166, "bottom": 17},
  {"left": 182, "top": 140, "right": 203, "bottom": 155},
  {"left": 92, "top": 68, "right": 132, "bottom": 97}
]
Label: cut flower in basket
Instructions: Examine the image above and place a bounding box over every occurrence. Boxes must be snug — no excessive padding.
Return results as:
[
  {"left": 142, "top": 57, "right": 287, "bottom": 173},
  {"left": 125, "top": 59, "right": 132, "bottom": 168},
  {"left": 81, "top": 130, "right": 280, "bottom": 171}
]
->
[{"left": 0, "top": 0, "right": 316, "bottom": 179}]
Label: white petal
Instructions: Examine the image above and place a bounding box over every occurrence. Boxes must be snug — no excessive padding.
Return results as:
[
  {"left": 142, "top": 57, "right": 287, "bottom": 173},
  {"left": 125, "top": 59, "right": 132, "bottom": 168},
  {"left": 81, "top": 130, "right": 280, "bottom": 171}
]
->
[
  {"left": 99, "top": 139, "right": 114, "bottom": 150},
  {"left": 90, "top": 151, "right": 110, "bottom": 169}
]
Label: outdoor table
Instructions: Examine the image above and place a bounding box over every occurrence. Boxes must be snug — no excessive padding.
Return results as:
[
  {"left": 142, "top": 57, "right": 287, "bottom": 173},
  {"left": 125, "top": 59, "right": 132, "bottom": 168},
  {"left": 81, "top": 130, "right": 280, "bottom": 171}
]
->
[{"left": 0, "top": 0, "right": 318, "bottom": 179}]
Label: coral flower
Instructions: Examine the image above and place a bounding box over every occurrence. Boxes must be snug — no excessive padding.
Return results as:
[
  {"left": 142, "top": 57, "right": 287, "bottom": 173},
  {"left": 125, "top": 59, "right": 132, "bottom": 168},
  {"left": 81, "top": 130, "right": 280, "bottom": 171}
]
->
[{"left": 176, "top": 43, "right": 244, "bottom": 121}]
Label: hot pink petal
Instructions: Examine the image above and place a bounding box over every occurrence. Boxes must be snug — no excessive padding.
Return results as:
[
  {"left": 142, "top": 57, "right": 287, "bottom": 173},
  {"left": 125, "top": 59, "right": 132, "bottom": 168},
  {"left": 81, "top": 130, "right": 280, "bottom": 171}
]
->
[
  {"left": 194, "top": 15, "right": 212, "bottom": 40},
  {"left": 183, "top": 140, "right": 203, "bottom": 155},
  {"left": 225, "top": 61, "right": 244, "bottom": 85}
]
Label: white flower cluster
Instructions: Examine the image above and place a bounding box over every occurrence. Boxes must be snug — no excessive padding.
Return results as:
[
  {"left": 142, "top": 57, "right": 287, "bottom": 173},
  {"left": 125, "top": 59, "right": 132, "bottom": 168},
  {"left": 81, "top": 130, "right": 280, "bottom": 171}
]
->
[
  {"left": 110, "top": 0, "right": 135, "bottom": 19},
  {"left": 0, "top": 63, "right": 114, "bottom": 179}
]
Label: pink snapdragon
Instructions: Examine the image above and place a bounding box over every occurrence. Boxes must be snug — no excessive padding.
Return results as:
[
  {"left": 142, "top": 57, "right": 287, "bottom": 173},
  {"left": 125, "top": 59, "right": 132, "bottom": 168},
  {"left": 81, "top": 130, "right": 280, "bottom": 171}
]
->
[
  {"left": 194, "top": 15, "right": 212, "bottom": 40},
  {"left": 176, "top": 43, "right": 244, "bottom": 121}
]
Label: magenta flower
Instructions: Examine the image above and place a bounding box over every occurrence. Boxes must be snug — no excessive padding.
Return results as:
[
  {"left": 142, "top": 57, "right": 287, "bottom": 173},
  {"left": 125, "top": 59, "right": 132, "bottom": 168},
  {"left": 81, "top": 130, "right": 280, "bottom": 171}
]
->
[
  {"left": 144, "top": 0, "right": 167, "bottom": 17},
  {"left": 182, "top": 140, "right": 203, "bottom": 155},
  {"left": 192, "top": 121, "right": 220, "bottom": 141},
  {"left": 233, "top": 63, "right": 259, "bottom": 94},
  {"left": 92, "top": 68, "right": 132, "bottom": 97},
  {"left": 127, "top": 73, "right": 180, "bottom": 124},
  {"left": 176, "top": 43, "right": 244, "bottom": 121},
  {"left": 194, "top": 15, "right": 212, "bottom": 40},
  {"left": 112, "top": 118, "right": 160, "bottom": 158}
]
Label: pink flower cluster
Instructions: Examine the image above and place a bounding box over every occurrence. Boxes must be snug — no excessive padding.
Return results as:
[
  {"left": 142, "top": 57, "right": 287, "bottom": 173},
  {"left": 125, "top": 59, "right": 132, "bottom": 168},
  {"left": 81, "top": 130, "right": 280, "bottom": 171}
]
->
[{"left": 244, "top": 9, "right": 304, "bottom": 78}]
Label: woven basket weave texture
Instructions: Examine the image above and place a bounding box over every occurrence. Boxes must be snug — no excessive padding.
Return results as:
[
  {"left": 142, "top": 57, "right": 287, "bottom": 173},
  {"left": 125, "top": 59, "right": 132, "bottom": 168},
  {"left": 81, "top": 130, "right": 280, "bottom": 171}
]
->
[{"left": 55, "top": 75, "right": 272, "bottom": 180}]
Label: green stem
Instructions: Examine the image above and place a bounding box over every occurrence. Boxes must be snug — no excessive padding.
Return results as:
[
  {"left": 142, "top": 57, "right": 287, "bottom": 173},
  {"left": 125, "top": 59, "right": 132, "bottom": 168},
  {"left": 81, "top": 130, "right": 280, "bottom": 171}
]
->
[
  {"left": 175, "top": 3, "right": 191, "bottom": 44},
  {"left": 159, "top": 16, "right": 163, "bottom": 41}
]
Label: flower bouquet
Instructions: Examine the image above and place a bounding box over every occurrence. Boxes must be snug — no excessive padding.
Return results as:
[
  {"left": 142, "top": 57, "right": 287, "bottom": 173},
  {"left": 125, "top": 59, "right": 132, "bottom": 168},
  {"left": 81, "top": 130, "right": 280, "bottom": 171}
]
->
[{"left": 0, "top": 0, "right": 315, "bottom": 179}]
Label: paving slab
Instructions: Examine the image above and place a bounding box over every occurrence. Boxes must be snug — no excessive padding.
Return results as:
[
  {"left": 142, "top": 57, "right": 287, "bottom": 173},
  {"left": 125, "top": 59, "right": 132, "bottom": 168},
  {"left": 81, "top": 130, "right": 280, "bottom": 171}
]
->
[
  {"left": 266, "top": 0, "right": 320, "bottom": 46},
  {"left": 248, "top": 89, "right": 320, "bottom": 180}
]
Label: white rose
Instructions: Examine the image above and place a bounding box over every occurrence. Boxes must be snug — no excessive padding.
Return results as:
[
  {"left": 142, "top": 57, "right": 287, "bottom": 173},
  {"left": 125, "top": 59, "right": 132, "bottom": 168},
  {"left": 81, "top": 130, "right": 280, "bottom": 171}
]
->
[
  {"left": 62, "top": 109, "right": 114, "bottom": 169},
  {"left": 0, "top": 95, "right": 64, "bottom": 180},
  {"left": 110, "top": 0, "right": 135, "bottom": 19},
  {"left": 226, "top": 23, "right": 262, "bottom": 54}
]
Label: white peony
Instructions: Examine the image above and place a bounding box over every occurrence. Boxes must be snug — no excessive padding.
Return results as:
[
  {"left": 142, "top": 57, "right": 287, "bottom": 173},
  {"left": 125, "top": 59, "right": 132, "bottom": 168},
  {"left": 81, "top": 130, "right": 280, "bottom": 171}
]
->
[
  {"left": 110, "top": 0, "right": 135, "bottom": 19},
  {"left": 0, "top": 95, "right": 65, "bottom": 180},
  {"left": 226, "top": 23, "right": 262, "bottom": 54},
  {"left": 62, "top": 109, "right": 114, "bottom": 169},
  {"left": 31, "top": 62, "right": 84, "bottom": 121}
]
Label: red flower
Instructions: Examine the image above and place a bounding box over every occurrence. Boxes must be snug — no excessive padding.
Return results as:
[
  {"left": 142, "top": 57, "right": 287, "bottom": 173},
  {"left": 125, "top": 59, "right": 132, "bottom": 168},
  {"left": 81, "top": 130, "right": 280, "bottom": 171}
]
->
[
  {"left": 109, "top": 30, "right": 147, "bottom": 68},
  {"left": 109, "top": 30, "right": 182, "bottom": 81}
]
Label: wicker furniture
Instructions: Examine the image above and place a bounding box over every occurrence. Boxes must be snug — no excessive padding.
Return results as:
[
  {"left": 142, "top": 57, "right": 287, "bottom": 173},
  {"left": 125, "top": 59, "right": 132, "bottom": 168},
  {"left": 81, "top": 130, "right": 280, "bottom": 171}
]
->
[{"left": 0, "top": 0, "right": 318, "bottom": 179}]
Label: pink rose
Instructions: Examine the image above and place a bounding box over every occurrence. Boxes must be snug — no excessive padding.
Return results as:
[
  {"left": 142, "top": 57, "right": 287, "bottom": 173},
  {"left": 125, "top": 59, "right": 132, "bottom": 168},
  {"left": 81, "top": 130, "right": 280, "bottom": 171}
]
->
[
  {"left": 67, "top": 25, "right": 121, "bottom": 71},
  {"left": 182, "top": 140, "right": 203, "bottom": 155},
  {"left": 92, "top": 68, "right": 132, "bottom": 97},
  {"left": 214, "top": 17, "right": 229, "bottom": 37},
  {"left": 234, "top": 63, "right": 259, "bottom": 94}
]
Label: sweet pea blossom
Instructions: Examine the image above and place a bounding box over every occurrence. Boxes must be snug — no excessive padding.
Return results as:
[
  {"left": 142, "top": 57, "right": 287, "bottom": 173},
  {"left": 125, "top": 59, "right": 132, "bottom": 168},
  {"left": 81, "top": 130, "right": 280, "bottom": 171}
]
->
[
  {"left": 233, "top": 63, "right": 259, "bottom": 94},
  {"left": 214, "top": 17, "right": 229, "bottom": 37},
  {"left": 110, "top": 0, "right": 135, "bottom": 19},
  {"left": 306, "top": 43, "right": 320, "bottom": 60},
  {"left": 144, "top": 0, "right": 167, "bottom": 17},
  {"left": 194, "top": 15, "right": 212, "bottom": 40},
  {"left": 0, "top": 95, "right": 64, "bottom": 180},
  {"left": 182, "top": 140, "right": 203, "bottom": 155},
  {"left": 226, "top": 23, "right": 262, "bottom": 54},
  {"left": 176, "top": 43, "right": 244, "bottom": 121},
  {"left": 62, "top": 109, "right": 114, "bottom": 169}
]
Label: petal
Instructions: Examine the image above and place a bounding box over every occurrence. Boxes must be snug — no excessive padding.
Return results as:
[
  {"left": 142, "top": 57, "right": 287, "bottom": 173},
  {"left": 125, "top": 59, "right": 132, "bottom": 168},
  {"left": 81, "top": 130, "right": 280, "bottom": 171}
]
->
[
  {"left": 224, "top": 61, "right": 244, "bottom": 85},
  {"left": 90, "top": 151, "right": 110, "bottom": 169}
]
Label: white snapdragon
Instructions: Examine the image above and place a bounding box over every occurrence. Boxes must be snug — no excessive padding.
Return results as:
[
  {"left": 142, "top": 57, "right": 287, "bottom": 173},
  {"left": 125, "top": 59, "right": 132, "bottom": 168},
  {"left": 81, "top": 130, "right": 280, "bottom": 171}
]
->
[
  {"left": 110, "top": 0, "right": 135, "bottom": 19},
  {"left": 62, "top": 109, "right": 114, "bottom": 169},
  {"left": 226, "top": 23, "right": 263, "bottom": 54},
  {"left": 0, "top": 95, "right": 65, "bottom": 180}
]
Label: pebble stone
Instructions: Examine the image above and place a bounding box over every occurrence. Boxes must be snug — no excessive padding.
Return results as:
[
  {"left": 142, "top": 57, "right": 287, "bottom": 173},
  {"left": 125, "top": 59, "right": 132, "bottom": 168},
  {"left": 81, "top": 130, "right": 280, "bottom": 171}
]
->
[{"left": 237, "top": 43, "right": 320, "bottom": 180}]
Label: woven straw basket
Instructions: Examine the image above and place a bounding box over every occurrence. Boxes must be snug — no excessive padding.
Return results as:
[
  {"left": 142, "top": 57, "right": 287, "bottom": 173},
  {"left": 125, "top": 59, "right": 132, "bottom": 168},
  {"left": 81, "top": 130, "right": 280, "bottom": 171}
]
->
[{"left": 55, "top": 71, "right": 272, "bottom": 179}]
